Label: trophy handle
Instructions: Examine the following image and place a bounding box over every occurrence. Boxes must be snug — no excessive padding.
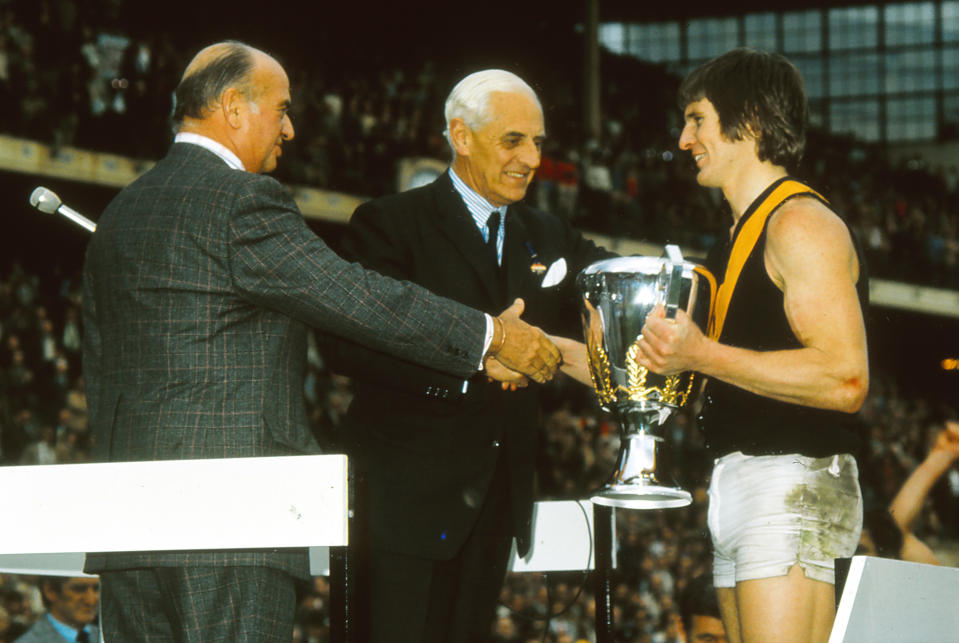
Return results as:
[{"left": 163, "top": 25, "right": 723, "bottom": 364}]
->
[
  {"left": 664, "top": 244, "right": 685, "bottom": 320},
  {"left": 692, "top": 265, "right": 719, "bottom": 339},
  {"left": 676, "top": 264, "right": 718, "bottom": 408}
]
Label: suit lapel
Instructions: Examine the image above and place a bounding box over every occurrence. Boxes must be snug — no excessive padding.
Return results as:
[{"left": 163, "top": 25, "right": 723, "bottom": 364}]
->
[
  {"left": 502, "top": 208, "right": 539, "bottom": 301},
  {"left": 432, "top": 173, "right": 505, "bottom": 305}
]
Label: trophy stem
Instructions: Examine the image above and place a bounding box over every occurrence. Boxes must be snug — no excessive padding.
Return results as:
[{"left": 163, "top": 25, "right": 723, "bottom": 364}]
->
[{"left": 590, "top": 408, "right": 691, "bottom": 510}]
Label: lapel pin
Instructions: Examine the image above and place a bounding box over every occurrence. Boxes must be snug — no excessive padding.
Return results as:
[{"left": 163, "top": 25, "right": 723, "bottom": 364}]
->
[{"left": 525, "top": 242, "right": 547, "bottom": 275}]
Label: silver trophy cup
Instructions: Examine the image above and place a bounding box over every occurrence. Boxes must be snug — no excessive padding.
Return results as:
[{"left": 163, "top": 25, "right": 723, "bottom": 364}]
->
[{"left": 576, "top": 246, "right": 711, "bottom": 509}]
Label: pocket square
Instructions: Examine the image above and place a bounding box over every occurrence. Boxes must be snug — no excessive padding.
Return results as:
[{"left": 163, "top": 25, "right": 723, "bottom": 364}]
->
[{"left": 541, "top": 258, "right": 567, "bottom": 288}]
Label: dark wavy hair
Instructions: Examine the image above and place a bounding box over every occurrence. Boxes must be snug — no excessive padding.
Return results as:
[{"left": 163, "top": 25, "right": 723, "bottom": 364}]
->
[
  {"left": 171, "top": 41, "right": 256, "bottom": 129},
  {"left": 39, "top": 577, "right": 72, "bottom": 609},
  {"left": 679, "top": 573, "right": 721, "bottom": 635},
  {"left": 678, "top": 48, "right": 808, "bottom": 172}
]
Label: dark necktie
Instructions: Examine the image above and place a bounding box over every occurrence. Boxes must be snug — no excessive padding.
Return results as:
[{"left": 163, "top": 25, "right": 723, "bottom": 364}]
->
[
  {"left": 486, "top": 210, "right": 501, "bottom": 264},
  {"left": 76, "top": 629, "right": 90, "bottom": 643}
]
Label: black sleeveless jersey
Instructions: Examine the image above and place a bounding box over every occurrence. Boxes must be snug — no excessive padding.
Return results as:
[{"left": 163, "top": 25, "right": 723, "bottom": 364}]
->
[{"left": 699, "top": 177, "right": 866, "bottom": 458}]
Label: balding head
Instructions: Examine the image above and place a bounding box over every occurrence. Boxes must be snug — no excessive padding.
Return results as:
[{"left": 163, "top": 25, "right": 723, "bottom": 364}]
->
[{"left": 172, "top": 40, "right": 259, "bottom": 129}]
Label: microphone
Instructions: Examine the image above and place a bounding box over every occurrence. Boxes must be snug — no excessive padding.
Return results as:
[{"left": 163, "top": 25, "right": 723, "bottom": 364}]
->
[{"left": 29, "top": 186, "right": 97, "bottom": 233}]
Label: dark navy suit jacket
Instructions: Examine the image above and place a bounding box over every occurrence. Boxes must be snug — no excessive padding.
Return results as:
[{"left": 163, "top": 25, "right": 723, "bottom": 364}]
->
[{"left": 326, "top": 171, "right": 612, "bottom": 561}]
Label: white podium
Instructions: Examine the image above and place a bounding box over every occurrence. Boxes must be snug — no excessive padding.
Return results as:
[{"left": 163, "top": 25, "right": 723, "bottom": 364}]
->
[
  {"left": 0, "top": 455, "right": 348, "bottom": 561},
  {"left": 0, "top": 454, "right": 351, "bottom": 577},
  {"left": 831, "top": 555, "right": 959, "bottom": 642},
  {"left": 0, "top": 455, "right": 350, "bottom": 642},
  {"left": 0, "top": 457, "right": 612, "bottom": 643}
]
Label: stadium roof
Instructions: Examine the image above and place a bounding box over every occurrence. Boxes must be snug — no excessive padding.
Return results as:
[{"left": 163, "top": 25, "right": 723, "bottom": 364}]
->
[{"left": 597, "top": 0, "right": 891, "bottom": 22}]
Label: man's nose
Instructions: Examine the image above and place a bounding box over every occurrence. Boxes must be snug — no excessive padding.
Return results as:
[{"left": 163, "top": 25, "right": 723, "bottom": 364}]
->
[
  {"left": 519, "top": 140, "right": 541, "bottom": 169},
  {"left": 679, "top": 125, "right": 694, "bottom": 151}
]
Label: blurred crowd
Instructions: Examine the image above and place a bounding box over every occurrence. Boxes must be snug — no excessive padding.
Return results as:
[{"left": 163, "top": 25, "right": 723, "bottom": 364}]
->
[
  {"left": 1, "top": 1, "right": 958, "bottom": 641},
  {"left": 0, "top": 257, "right": 956, "bottom": 642},
  {"left": 4, "top": 1, "right": 959, "bottom": 289}
]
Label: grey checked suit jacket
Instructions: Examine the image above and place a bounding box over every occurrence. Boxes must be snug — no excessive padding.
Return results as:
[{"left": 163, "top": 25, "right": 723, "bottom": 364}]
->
[{"left": 82, "top": 143, "right": 487, "bottom": 577}]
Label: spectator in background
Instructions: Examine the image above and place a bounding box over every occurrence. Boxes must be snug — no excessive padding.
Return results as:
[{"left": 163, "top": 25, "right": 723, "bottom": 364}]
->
[
  {"left": 0, "top": 586, "right": 32, "bottom": 640},
  {"left": 14, "top": 576, "right": 98, "bottom": 643},
  {"left": 679, "top": 574, "right": 726, "bottom": 643},
  {"left": 861, "top": 419, "right": 959, "bottom": 564},
  {"left": 889, "top": 419, "right": 959, "bottom": 564},
  {"left": 17, "top": 423, "right": 55, "bottom": 465}
]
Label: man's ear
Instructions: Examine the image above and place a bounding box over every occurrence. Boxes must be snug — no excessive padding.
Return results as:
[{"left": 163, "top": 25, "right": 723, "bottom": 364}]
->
[
  {"left": 742, "top": 114, "right": 762, "bottom": 144},
  {"left": 221, "top": 88, "right": 245, "bottom": 129},
  {"left": 41, "top": 583, "right": 59, "bottom": 604},
  {"left": 449, "top": 118, "right": 471, "bottom": 157}
]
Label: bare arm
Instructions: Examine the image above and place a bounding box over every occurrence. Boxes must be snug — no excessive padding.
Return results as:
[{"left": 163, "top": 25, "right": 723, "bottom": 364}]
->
[
  {"left": 635, "top": 198, "right": 868, "bottom": 412},
  {"left": 889, "top": 422, "right": 959, "bottom": 536},
  {"left": 899, "top": 533, "right": 940, "bottom": 565},
  {"left": 484, "top": 334, "right": 590, "bottom": 390},
  {"left": 546, "top": 334, "right": 593, "bottom": 386}
]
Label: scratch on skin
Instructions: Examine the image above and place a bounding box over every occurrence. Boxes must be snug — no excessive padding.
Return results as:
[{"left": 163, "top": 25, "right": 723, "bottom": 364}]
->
[{"left": 842, "top": 376, "right": 863, "bottom": 391}]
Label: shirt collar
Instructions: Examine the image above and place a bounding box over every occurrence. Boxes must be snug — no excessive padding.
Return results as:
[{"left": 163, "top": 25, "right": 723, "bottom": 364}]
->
[
  {"left": 47, "top": 613, "right": 84, "bottom": 641},
  {"left": 448, "top": 167, "right": 505, "bottom": 227},
  {"left": 174, "top": 132, "right": 246, "bottom": 171}
]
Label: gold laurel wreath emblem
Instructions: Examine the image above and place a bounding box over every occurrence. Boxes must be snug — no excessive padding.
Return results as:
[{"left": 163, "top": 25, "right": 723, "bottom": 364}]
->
[
  {"left": 588, "top": 339, "right": 697, "bottom": 408},
  {"left": 587, "top": 341, "right": 614, "bottom": 406}
]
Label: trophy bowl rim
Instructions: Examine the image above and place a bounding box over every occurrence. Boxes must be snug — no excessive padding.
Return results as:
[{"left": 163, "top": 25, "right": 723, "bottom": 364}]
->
[{"left": 580, "top": 255, "right": 698, "bottom": 277}]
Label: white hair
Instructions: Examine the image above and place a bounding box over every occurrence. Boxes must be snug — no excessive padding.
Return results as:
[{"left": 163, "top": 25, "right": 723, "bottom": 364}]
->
[{"left": 443, "top": 69, "right": 541, "bottom": 149}]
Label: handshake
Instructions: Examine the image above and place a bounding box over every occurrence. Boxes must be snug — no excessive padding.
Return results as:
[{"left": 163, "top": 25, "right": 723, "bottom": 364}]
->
[{"left": 482, "top": 298, "right": 590, "bottom": 388}]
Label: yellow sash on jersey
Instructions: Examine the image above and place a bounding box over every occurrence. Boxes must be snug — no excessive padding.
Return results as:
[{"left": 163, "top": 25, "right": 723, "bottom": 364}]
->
[{"left": 708, "top": 179, "right": 824, "bottom": 340}]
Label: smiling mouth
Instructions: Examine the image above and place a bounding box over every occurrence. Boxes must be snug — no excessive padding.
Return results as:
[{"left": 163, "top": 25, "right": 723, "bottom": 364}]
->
[{"left": 505, "top": 170, "right": 528, "bottom": 181}]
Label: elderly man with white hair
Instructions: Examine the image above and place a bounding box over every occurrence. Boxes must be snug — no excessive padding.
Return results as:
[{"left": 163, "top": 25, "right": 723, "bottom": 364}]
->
[{"left": 323, "top": 69, "right": 611, "bottom": 642}]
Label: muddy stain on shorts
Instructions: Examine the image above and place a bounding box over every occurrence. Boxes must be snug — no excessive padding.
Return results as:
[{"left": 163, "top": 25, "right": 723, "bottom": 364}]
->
[{"left": 784, "top": 455, "right": 862, "bottom": 562}]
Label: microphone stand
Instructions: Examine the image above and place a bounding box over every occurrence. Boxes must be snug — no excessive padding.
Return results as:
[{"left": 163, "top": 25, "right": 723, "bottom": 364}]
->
[{"left": 28, "top": 187, "right": 97, "bottom": 233}]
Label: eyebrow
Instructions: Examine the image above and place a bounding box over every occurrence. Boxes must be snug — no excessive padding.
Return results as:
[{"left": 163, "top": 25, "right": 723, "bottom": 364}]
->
[{"left": 503, "top": 131, "right": 547, "bottom": 142}]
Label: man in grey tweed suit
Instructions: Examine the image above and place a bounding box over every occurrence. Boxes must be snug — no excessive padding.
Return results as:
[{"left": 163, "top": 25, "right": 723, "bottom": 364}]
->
[{"left": 81, "top": 41, "right": 561, "bottom": 642}]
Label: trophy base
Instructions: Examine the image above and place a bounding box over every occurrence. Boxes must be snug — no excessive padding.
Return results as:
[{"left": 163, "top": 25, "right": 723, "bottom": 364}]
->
[{"left": 590, "top": 484, "right": 692, "bottom": 510}]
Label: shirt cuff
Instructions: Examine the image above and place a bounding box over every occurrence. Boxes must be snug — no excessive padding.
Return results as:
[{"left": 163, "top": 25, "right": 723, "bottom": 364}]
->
[{"left": 480, "top": 313, "right": 494, "bottom": 370}]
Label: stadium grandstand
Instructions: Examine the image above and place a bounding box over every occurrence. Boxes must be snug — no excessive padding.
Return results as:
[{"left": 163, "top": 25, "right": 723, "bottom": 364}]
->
[{"left": 0, "top": 1, "right": 957, "bottom": 641}]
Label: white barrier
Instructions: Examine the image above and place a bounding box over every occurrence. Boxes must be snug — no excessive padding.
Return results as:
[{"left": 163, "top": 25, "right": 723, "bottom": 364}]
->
[
  {"left": 509, "top": 500, "right": 614, "bottom": 572},
  {"left": 830, "top": 555, "right": 959, "bottom": 642},
  {"left": 0, "top": 455, "right": 348, "bottom": 573},
  {"left": 0, "top": 460, "right": 605, "bottom": 577}
]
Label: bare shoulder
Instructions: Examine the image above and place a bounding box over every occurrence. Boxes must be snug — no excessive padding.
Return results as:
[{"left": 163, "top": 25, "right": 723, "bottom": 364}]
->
[
  {"left": 767, "top": 195, "right": 852, "bottom": 246},
  {"left": 765, "top": 195, "right": 859, "bottom": 286}
]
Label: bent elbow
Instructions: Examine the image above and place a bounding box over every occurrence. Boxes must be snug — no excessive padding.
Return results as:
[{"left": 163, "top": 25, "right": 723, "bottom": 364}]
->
[{"left": 834, "top": 372, "right": 868, "bottom": 413}]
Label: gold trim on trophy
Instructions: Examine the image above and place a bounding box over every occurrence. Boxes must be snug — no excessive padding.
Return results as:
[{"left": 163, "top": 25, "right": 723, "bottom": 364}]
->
[{"left": 576, "top": 251, "right": 715, "bottom": 510}]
